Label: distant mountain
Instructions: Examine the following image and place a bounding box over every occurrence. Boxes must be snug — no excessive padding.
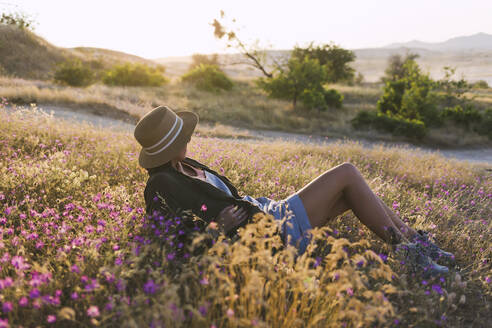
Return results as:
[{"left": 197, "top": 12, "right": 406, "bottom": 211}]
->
[{"left": 383, "top": 32, "right": 492, "bottom": 51}]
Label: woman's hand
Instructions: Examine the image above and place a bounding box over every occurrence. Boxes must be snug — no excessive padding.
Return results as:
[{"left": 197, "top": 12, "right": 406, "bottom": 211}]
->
[{"left": 216, "top": 204, "right": 249, "bottom": 234}]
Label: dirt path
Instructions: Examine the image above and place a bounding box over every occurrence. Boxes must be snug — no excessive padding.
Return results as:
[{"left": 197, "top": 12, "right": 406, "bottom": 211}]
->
[{"left": 8, "top": 104, "right": 492, "bottom": 166}]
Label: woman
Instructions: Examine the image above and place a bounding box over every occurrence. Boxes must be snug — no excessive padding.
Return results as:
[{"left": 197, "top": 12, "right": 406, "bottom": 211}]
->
[{"left": 134, "top": 106, "right": 454, "bottom": 276}]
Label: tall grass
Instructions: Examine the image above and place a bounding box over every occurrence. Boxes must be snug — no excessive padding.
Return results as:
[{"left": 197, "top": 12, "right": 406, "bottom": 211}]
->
[
  {"left": 0, "top": 104, "right": 490, "bottom": 327},
  {"left": 2, "top": 76, "right": 491, "bottom": 148}
]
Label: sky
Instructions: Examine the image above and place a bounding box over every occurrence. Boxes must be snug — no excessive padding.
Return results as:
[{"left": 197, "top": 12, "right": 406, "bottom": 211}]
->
[{"left": 2, "top": 0, "right": 491, "bottom": 59}]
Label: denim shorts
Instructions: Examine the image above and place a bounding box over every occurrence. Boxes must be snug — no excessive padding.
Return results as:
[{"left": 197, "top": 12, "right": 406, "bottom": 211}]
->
[{"left": 242, "top": 193, "right": 313, "bottom": 256}]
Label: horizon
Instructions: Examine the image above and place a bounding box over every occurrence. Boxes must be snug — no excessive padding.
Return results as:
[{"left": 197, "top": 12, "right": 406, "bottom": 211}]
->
[{"left": 2, "top": 0, "right": 492, "bottom": 59}]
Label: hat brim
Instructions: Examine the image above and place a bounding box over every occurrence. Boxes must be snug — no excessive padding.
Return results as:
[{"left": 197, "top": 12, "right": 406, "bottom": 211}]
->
[{"left": 138, "top": 110, "right": 199, "bottom": 169}]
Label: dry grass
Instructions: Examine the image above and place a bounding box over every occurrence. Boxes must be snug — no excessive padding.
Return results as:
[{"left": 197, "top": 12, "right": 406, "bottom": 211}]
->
[
  {"left": 0, "top": 104, "right": 490, "bottom": 327},
  {"left": 2, "top": 76, "right": 491, "bottom": 149}
]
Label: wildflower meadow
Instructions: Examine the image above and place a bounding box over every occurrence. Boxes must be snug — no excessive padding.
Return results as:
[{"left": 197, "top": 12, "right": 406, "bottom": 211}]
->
[{"left": 0, "top": 102, "right": 490, "bottom": 327}]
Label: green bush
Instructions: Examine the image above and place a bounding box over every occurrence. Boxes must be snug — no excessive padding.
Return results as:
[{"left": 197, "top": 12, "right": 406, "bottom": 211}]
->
[
  {"left": 439, "top": 104, "right": 482, "bottom": 129},
  {"left": 351, "top": 110, "right": 427, "bottom": 139},
  {"left": 400, "top": 83, "right": 442, "bottom": 127},
  {"left": 181, "top": 64, "right": 233, "bottom": 92},
  {"left": 256, "top": 56, "right": 339, "bottom": 111},
  {"left": 102, "top": 62, "right": 168, "bottom": 87},
  {"left": 473, "top": 108, "right": 492, "bottom": 139},
  {"left": 377, "top": 80, "right": 406, "bottom": 116},
  {"left": 471, "top": 80, "right": 489, "bottom": 89},
  {"left": 323, "top": 88, "right": 344, "bottom": 108},
  {"left": 53, "top": 59, "right": 95, "bottom": 87},
  {"left": 377, "top": 59, "right": 441, "bottom": 128},
  {"left": 300, "top": 89, "right": 325, "bottom": 110},
  {"left": 188, "top": 53, "right": 220, "bottom": 70},
  {"left": 291, "top": 42, "right": 356, "bottom": 84}
]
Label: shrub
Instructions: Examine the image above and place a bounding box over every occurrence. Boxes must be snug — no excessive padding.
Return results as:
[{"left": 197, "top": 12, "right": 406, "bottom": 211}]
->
[
  {"left": 377, "top": 80, "right": 406, "bottom": 117},
  {"left": 471, "top": 80, "right": 489, "bottom": 89},
  {"left": 400, "top": 82, "right": 442, "bottom": 127},
  {"left": 473, "top": 108, "right": 492, "bottom": 139},
  {"left": 351, "top": 110, "right": 427, "bottom": 139},
  {"left": 256, "top": 56, "right": 331, "bottom": 110},
  {"left": 188, "top": 53, "right": 220, "bottom": 70},
  {"left": 181, "top": 63, "right": 233, "bottom": 92},
  {"left": 323, "top": 88, "right": 344, "bottom": 108},
  {"left": 53, "top": 59, "right": 95, "bottom": 87},
  {"left": 439, "top": 104, "right": 482, "bottom": 129},
  {"left": 102, "top": 62, "right": 168, "bottom": 87},
  {"left": 300, "top": 89, "right": 325, "bottom": 110},
  {"left": 377, "top": 59, "right": 440, "bottom": 128}
]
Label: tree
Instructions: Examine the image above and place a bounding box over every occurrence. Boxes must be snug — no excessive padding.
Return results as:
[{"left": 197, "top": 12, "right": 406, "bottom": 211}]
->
[
  {"left": 256, "top": 56, "right": 328, "bottom": 109},
  {"left": 381, "top": 52, "right": 420, "bottom": 83},
  {"left": 211, "top": 10, "right": 275, "bottom": 78},
  {"left": 377, "top": 58, "right": 440, "bottom": 126},
  {"left": 189, "top": 53, "right": 220, "bottom": 71},
  {"left": 212, "top": 10, "right": 344, "bottom": 111},
  {"left": 435, "top": 66, "right": 471, "bottom": 106},
  {"left": 291, "top": 41, "right": 356, "bottom": 83},
  {"left": 0, "top": 9, "right": 37, "bottom": 31}
]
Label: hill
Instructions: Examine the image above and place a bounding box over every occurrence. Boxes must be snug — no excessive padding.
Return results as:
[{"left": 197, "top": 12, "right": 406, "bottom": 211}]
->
[
  {"left": 384, "top": 32, "right": 492, "bottom": 51},
  {"left": 154, "top": 33, "right": 492, "bottom": 84},
  {"left": 0, "top": 24, "right": 160, "bottom": 80},
  {"left": 2, "top": 24, "right": 490, "bottom": 85}
]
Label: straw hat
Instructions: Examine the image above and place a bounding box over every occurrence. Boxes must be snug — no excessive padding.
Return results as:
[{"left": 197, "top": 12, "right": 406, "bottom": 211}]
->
[{"left": 134, "top": 105, "right": 199, "bottom": 168}]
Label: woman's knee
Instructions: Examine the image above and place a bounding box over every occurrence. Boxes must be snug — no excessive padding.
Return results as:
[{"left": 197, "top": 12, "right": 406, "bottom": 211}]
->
[{"left": 337, "top": 162, "right": 361, "bottom": 181}]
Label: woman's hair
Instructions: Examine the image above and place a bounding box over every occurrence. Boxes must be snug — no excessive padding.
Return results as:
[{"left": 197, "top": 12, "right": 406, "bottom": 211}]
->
[{"left": 146, "top": 160, "right": 173, "bottom": 175}]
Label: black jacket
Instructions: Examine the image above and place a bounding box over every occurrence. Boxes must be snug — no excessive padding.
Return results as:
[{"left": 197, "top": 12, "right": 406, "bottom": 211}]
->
[{"left": 143, "top": 156, "right": 267, "bottom": 239}]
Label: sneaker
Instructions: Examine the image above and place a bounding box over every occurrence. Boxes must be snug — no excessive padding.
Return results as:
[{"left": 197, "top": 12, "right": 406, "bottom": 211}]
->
[
  {"left": 394, "top": 242, "right": 449, "bottom": 278},
  {"left": 412, "top": 230, "right": 455, "bottom": 266}
]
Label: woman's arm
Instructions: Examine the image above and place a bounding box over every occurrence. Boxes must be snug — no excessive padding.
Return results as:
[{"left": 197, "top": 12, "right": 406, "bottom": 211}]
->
[{"left": 216, "top": 204, "right": 249, "bottom": 235}]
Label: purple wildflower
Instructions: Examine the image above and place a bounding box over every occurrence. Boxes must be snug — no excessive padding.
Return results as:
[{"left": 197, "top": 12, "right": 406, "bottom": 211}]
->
[{"left": 143, "top": 279, "right": 157, "bottom": 295}]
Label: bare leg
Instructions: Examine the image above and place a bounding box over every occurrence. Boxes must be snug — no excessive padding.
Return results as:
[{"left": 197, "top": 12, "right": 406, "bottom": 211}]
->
[
  {"left": 328, "top": 192, "right": 418, "bottom": 241},
  {"left": 375, "top": 196, "right": 418, "bottom": 240},
  {"left": 297, "top": 162, "right": 409, "bottom": 245},
  {"left": 341, "top": 165, "right": 408, "bottom": 244}
]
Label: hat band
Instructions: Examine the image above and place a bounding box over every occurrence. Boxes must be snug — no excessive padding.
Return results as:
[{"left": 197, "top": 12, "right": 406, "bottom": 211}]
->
[{"left": 144, "top": 115, "right": 183, "bottom": 156}]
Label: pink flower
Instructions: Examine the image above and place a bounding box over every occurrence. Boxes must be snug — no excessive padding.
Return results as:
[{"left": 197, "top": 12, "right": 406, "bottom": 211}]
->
[
  {"left": 346, "top": 288, "right": 354, "bottom": 296},
  {"left": 11, "top": 256, "right": 29, "bottom": 270},
  {"left": 87, "top": 305, "right": 100, "bottom": 317},
  {"left": 0, "top": 318, "right": 8, "bottom": 328},
  {"left": 226, "top": 308, "right": 234, "bottom": 317},
  {"left": 47, "top": 315, "right": 56, "bottom": 323},
  {"left": 19, "top": 296, "right": 28, "bottom": 307},
  {"left": 201, "top": 204, "right": 207, "bottom": 211}
]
